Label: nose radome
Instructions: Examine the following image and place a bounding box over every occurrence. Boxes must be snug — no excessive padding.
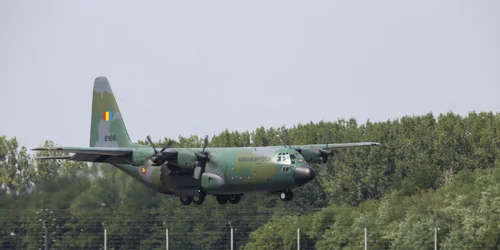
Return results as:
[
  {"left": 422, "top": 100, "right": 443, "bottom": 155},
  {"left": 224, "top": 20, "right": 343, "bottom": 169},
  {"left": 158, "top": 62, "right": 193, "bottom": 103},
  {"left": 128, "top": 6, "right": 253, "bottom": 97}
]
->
[{"left": 293, "top": 167, "right": 315, "bottom": 187}]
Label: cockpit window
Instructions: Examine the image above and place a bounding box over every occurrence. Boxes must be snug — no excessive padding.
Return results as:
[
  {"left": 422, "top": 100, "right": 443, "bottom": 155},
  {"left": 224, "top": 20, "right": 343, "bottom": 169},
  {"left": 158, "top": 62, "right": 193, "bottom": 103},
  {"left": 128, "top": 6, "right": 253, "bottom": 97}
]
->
[
  {"left": 277, "top": 153, "right": 289, "bottom": 163},
  {"left": 277, "top": 152, "right": 299, "bottom": 165}
]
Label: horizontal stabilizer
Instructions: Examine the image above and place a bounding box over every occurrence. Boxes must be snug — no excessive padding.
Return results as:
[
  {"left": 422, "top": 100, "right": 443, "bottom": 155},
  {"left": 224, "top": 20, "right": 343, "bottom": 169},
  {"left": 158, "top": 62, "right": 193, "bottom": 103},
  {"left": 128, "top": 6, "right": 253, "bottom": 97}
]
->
[
  {"left": 35, "top": 156, "right": 73, "bottom": 160},
  {"left": 33, "top": 151, "right": 136, "bottom": 165}
]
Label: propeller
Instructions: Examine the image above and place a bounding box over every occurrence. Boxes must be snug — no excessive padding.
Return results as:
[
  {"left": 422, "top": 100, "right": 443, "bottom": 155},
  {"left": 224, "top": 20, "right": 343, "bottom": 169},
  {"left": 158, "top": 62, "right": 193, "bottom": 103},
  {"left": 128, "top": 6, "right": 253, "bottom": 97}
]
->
[
  {"left": 316, "top": 147, "right": 344, "bottom": 175},
  {"left": 314, "top": 131, "right": 343, "bottom": 176},
  {"left": 192, "top": 135, "right": 210, "bottom": 180},
  {"left": 143, "top": 135, "right": 173, "bottom": 167},
  {"left": 319, "top": 148, "right": 332, "bottom": 175}
]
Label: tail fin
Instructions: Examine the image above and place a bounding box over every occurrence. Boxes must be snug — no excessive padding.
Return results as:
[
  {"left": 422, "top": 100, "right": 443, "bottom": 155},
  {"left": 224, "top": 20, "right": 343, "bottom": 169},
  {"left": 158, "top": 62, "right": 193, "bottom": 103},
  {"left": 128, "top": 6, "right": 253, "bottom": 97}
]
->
[{"left": 89, "top": 77, "right": 134, "bottom": 148}]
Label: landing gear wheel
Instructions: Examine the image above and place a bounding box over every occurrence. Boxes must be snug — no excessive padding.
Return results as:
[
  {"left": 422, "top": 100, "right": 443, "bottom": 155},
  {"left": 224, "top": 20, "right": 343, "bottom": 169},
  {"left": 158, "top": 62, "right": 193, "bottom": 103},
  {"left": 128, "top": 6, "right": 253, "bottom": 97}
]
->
[
  {"left": 216, "top": 195, "right": 229, "bottom": 205},
  {"left": 193, "top": 193, "right": 205, "bottom": 205},
  {"left": 180, "top": 196, "right": 192, "bottom": 205},
  {"left": 279, "top": 192, "right": 287, "bottom": 201},
  {"left": 279, "top": 190, "right": 293, "bottom": 201},
  {"left": 228, "top": 194, "right": 241, "bottom": 204}
]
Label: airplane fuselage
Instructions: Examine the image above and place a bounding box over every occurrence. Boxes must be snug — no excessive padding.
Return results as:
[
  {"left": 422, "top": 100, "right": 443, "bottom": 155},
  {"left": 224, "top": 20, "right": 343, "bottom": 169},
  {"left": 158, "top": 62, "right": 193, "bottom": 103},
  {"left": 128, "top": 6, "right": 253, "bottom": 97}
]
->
[
  {"left": 113, "top": 146, "right": 314, "bottom": 198},
  {"left": 33, "top": 76, "right": 381, "bottom": 205}
]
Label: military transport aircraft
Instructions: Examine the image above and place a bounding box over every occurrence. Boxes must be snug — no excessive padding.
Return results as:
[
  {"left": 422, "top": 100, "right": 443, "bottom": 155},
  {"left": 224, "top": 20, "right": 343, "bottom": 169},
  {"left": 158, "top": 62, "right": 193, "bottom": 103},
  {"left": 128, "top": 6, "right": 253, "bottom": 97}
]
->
[{"left": 32, "top": 77, "right": 381, "bottom": 205}]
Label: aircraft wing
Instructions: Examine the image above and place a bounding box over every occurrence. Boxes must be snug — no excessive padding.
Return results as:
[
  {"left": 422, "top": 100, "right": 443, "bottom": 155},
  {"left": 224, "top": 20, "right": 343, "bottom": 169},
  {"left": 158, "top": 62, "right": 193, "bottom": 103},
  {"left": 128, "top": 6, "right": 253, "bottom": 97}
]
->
[
  {"left": 293, "top": 142, "right": 381, "bottom": 151},
  {"left": 292, "top": 142, "right": 381, "bottom": 165},
  {"left": 32, "top": 147, "right": 133, "bottom": 156},
  {"left": 32, "top": 147, "right": 135, "bottom": 164},
  {"left": 321, "top": 142, "right": 381, "bottom": 150}
]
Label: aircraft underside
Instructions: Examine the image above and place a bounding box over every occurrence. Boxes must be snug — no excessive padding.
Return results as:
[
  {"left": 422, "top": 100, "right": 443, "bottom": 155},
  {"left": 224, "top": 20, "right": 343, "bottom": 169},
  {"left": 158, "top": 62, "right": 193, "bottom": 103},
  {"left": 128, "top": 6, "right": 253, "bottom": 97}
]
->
[
  {"left": 167, "top": 177, "right": 297, "bottom": 205},
  {"left": 176, "top": 190, "right": 294, "bottom": 205}
]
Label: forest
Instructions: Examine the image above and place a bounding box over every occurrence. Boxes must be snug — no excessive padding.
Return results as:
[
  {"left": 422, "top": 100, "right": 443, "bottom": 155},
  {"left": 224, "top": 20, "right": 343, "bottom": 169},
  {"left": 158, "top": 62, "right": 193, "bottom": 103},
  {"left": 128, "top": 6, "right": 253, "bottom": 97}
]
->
[{"left": 1, "top": 111, "right": 500, "bottom": 249}]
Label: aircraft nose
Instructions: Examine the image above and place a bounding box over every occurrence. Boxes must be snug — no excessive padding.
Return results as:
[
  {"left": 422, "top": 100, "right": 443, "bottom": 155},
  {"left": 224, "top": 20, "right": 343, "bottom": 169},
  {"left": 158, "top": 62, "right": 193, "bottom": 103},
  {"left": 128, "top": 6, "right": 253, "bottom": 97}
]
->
[{"left": 293, "top": 166, "right": 315, "bottom": 186}]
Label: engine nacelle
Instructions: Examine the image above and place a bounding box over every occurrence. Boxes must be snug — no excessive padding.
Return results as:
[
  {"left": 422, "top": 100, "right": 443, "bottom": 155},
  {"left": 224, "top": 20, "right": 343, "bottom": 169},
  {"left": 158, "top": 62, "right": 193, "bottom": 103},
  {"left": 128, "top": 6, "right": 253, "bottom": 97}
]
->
[
  {"left": 175, "top": 151, "right": 198, "bottom": 167},
  {"left": 131, "top": 148, "right": 156, "bottom": 166},
  {"left": 295, "top": 146, "right": 323, "bottom": 163},
  {"left": 201, "top": 173, "right": 226, "bottom": 194}
]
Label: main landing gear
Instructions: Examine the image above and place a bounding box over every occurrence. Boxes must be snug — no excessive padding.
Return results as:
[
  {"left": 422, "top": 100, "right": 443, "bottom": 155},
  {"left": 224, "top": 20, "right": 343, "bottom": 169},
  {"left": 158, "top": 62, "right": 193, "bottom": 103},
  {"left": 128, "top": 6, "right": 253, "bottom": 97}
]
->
[
  {"left": 279, "top": 190, "right": 293, "bottom": 201},
  {"left": 180, "top": 196, "right": 193, "bottom": 205},
  {"left": 215, "top": 194, "right": 241, "bottom": 205},
  {"left": 180, "top": 190, "right": 206, "bottom": 205},
  {"left": 180, "top": 194, "right": 242, "bottom": 205}
]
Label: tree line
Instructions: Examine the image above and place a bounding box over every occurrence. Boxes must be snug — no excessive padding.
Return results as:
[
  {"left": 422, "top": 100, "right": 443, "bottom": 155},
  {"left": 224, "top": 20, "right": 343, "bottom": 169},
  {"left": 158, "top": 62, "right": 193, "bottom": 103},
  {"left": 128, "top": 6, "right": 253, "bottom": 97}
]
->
[{"left": 1, "top": 111, "right": 499, "bottom": 249}]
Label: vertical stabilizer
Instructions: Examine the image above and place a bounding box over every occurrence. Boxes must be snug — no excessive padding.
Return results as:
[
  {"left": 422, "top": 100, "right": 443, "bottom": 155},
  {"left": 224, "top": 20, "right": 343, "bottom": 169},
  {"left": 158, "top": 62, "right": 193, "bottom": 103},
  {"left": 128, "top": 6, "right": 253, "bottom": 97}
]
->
[{"left": 89, "top": 77, "right": 134, "bottom": 148}]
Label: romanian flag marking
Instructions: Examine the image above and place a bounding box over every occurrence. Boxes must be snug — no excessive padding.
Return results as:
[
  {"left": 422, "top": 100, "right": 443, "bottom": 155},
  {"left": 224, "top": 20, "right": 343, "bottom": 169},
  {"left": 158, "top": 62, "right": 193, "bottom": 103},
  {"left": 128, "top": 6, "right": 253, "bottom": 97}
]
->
[{"left": 102, "top": 111, "right": 113, "bottom": 121}]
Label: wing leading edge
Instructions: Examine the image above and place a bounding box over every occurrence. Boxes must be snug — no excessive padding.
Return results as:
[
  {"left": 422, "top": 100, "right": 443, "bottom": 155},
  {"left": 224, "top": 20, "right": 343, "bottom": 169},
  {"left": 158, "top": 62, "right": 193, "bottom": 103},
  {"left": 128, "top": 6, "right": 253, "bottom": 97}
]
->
[
  {"left": 293, "top": 142, "right": 381, "bottom": 151},
  {"left": 32, "top": 146, "right": 135, "bottom": 164}
]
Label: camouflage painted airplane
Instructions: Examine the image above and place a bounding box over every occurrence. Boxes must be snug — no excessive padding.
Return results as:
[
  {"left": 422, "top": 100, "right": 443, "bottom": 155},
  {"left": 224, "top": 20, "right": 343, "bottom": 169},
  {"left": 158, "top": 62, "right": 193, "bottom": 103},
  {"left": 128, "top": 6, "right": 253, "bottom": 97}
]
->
[{"left": 33, "top": 77, "right": 381, "bottom": 205}]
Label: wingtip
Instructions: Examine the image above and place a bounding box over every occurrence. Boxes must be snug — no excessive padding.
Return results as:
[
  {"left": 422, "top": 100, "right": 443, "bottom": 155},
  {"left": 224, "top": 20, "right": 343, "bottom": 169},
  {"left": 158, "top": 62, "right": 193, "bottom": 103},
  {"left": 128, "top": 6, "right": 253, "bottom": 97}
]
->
[{"left": 31, "top": 147, "right": 62, "bottom": 151}]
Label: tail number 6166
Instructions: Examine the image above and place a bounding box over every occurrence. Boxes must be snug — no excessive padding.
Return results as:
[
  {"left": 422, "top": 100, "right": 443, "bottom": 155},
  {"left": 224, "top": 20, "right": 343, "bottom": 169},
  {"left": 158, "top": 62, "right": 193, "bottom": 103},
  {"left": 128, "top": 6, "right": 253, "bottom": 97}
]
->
[{"left": 104, "top": 135, "right": 117, "bottom": 142}]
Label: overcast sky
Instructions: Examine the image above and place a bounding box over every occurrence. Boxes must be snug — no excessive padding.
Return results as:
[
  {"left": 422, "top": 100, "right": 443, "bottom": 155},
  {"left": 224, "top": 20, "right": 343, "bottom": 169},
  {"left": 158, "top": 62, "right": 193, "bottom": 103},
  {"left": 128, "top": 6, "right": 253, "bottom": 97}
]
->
[{"left": 1, "top": 0, "right": 499, "bottom": 150}]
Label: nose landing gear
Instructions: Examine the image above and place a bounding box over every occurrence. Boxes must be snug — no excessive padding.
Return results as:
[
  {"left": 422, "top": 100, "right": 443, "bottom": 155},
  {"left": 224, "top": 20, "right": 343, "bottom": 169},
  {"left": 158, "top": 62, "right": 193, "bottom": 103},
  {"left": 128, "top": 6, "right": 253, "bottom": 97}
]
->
[{"left": 279, "top": 190, "right": 293, "bottom": 201}]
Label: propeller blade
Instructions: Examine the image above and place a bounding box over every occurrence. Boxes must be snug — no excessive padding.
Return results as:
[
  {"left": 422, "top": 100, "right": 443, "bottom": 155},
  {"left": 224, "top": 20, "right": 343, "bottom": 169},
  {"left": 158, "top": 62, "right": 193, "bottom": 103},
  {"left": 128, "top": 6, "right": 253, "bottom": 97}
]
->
[
  {"left": 159, "top": 140, "right": 173, "bottom": 153},
  {"left": 186, "top": 148, "right": 206, "bottom": 162},
  {"left": 333, "top": 150, "right": 343, "bottom": 160},
  {"left": 202, "top": 135, "right": 209, "bottom": 152},
  {"left": 326, "top": 131, "right": 331, "bottom": 149},
  {"left": 319, "top": 149, "right": 330, "bottom": 176},
  {"left": 320, "top": 163, "right": 327, "bottom": 175},
  {"left": 193, "top": 166, "right": 203, "bottom": 180},
  {"left": 146, "top": 135, "right": 158, "bottom": 154},
  {"left": 187, "top": 136, "right": 212, "bottom": 180},
  {"left": 161, "top": 164, "right": 171, "bottom": 177},
  {"left": 143, "top": 157, "right": 155, "bottom": 168},
  {"left": 195, "top": 152, "right": 208, "bottom": 161},
  {"left": 316, "top": 130, "right": 335, "bottom": 176}
]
